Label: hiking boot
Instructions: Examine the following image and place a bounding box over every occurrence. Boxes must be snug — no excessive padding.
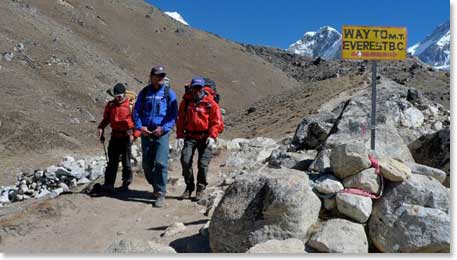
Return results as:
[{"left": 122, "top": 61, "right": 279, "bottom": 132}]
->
[
  {"left": 194, "top": 185, "right": 206, "bottom": 201},
  {"left": 150, "top": 191, "right": 161, "bottom": 200},
  {"left": 179, "top": 187, "right": 194, "bottom": 200},
  {"left": 153, "top": 195, "right": 165, "bottom": 208}
]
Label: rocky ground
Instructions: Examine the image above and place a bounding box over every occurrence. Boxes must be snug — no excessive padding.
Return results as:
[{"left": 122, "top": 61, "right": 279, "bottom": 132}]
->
[
  {"left": 0, "top": 77, "right": 450, "bottom": 254},
  {"left": 0, "top": 148, "right": 233, "bottom": 253}
]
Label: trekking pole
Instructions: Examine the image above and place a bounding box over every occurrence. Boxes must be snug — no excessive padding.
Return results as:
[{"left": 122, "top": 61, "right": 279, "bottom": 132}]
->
[{"left": 100, "top": 136, "right": 108, "bottom": 163}]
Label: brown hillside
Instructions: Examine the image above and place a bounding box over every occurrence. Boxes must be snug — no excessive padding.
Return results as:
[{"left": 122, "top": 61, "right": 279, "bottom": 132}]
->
[{"left": 0, "top": 0, "right": 300, "bottom": 184}]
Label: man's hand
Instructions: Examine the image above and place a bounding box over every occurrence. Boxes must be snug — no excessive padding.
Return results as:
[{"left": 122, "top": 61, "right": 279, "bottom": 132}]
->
[
  {"left": 141, "top": 126, "right": 152, "bottom": 137},
  {"left": 206, "top": 137, "right": 216, "bottom": 149},
  {"left": 151, "top": 126, "right": 164, "bottom": 137},
  {"left": 97, "top": 128, "right": 105, "bottom": 143}
]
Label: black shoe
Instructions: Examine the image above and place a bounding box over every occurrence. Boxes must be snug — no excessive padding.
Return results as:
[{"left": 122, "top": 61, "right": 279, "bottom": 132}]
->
[
  {"left": 179, "top": 188, "right": 193, "bottom": 200},
  {"left": 154, "top": 195, "right": 165, "bottom": 208}
]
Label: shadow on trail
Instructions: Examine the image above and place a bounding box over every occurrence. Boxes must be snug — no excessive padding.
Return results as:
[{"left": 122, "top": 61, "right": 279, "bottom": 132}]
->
[
  {"left": 146, "top": 219, "right": 209, "bottom": 231},
  {"left": 169, "top": 233, "right": 211, "bottom": 253}
]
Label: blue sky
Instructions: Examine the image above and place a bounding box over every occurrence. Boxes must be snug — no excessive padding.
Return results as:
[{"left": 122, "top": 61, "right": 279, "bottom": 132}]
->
[{"left": 146, "top": 0, "right": 450, "bottom": 49}]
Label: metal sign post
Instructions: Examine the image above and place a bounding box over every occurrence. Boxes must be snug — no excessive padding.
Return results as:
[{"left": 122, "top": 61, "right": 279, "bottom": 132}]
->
[
  {"left": 341, "top": 25, "right": 407, "bottom": 152},
  {"left": 370, "top": 61, "right": 377, "bottom": 150}
]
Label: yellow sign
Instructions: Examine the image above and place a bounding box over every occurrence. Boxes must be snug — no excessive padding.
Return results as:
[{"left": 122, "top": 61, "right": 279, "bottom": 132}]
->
[{"left": 341, "top": 25, "right": 407, "bottom": 60}]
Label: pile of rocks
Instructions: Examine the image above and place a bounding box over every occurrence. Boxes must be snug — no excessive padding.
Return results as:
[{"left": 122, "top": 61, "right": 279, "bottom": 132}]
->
[
  {"left": 207, "top": 82, "right": 449, "bottom": 253},
  {"left": 0, "top": 155, "right": 107, "bottom": 205}
]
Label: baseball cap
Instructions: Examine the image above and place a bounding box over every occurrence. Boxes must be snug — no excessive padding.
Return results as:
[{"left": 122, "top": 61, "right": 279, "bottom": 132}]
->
[
  {"left": 191, "top": 77, "right": 205, "bottom": 87},
  {"left": 150, "top": 65, "right": 166, "bottom": 76}
]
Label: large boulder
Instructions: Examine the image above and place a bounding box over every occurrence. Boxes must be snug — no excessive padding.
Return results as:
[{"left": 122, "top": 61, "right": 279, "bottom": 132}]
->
[
  {"left": 247, "top": 239, "right": 305, "bottom": 253},
  {"left": 369, "top": 174, "right": 450, "bottom": 252},
  {"left": 336, "top": 192, "right": 372, "bottom": 223},
  {"left": 307, "top": 219, "right": 368, "bottom": 253},
  {"left": 209, "top": 168, "right": 321, "bottom": 253},
  {"left": 409, "top": 128, "right": 450, "bottom": 187},
  {"left": 290, "top": 113, "right": 335, "bottom": 151},
  {"left": 407, "top": 163, "right": 447, "bottom": 184},
  {"left": 330, "top": 143, "right": 371, "bottom": 179}
]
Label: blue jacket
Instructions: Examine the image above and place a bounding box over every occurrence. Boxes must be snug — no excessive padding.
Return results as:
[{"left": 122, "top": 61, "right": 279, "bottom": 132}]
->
[{"left": 133, "top": 84, "right": 178, "bottom": 134}]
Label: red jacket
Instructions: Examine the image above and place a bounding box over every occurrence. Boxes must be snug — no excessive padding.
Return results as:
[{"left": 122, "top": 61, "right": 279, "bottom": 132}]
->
[
  {"left": 177, "top": 91, "right": 224, "bottom": 140},
  {"left": 98, "top": 98, "right": 135, "bottom": 134}
]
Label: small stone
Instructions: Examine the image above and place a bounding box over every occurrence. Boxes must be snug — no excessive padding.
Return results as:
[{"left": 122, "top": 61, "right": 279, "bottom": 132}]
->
[
  {"left": 433, "top": 121, "right": 443, "bottom": 131},
  {"left": 69, "top": 178, "right": 78, "bottom": 188},
  {"left": 14, "top": 43, "right": 24, "bottom": 52},
  {"left": 77, "top": 177, "right": 91, "bottom": 185},
  {"left": 50, "top": 188, "right": 64, "bottom": 198},
  {"left": 315, "top": 175, "right": 344, "bottom": 194},
  {"left": 161, "top": 222, "right": 186, "bottom": 237},
  {"left": 222, "top": 178, "right": 234, "bottom": 186},
  {"left": 117, "top": 231, "right": 126, "bottom": 235},
  {"left": 58, "top": 182, "right": 70, "bottom": 192},
  {"left": 2, "top": 52, "right": 14, "bottom": 62}
]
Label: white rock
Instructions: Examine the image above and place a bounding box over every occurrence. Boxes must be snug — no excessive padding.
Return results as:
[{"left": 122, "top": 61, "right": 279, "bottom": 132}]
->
[
  {"left": 58, "top": 182, "right": 70, "bottom": 192},
  {"left": 315, "top": 175, "right": 344, "bottom": 194},
  {"left": 161, "top": 222, "right": 186, "bottom": 237},
  {"left": 336, "top": 192, "right": 372, "bottom": 223},
  {"left": 401, "top": 107, "right": 424, "bottom": 128},
  {"left": 433, "top": 121, "right": 443, "bottom": 131},
  {"left": 247, "top": 239, "right": 305, "bottom": 253},
  {"left": 2, "top": 52, "right": 14, "bottom": 62},
  {"left": 77, "top": 177, "right": 91, "bottom": 185},
  {"left": 308, "top": 218, "right": 368, "bottom": 253}
]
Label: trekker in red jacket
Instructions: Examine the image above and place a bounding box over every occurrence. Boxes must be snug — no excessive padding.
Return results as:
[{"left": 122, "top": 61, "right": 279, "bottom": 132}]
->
[
  {"left": 176, "top": 77, "right": 224, "bottom": 201},
  {"left": 97, "top": 83, "right": 135, "bottom": 193}
]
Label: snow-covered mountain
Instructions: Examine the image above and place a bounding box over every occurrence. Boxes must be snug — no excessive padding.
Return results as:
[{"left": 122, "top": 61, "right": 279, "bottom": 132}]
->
[
  {"left": 164, "top": 11, "right": 189, "bottom": 26},
  {"left": 287, "top": 26, "right": 341, "bottom": 60},
  {"left": 408, "top": 20, "right": 450, "bottom": 70}
]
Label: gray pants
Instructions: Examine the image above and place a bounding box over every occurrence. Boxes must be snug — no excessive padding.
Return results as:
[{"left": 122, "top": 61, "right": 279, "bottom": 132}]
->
[{"left": 180, "top": 138, "right": 213, "bottom": 191}]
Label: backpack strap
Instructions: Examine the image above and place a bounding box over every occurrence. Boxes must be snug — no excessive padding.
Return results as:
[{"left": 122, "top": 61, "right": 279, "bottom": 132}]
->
[{"left": 140, "top": 85, "right": 171, "bottom": 116}]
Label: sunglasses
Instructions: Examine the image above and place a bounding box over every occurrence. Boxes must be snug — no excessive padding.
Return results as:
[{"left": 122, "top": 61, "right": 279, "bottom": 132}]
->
[{"left": 114, "top": 93, "right": 125, "bottom": 98}]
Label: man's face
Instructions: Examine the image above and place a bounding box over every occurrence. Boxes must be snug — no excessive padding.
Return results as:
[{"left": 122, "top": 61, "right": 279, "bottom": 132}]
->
[
  {"left": 151, "top": 73, "right": 166, "bottom": 86},
  {"left": 192, "top": 86, "right": 203, "bottom": 99},
  {"left": 114, "top": 93, "right": 125, "bottom": 103}
]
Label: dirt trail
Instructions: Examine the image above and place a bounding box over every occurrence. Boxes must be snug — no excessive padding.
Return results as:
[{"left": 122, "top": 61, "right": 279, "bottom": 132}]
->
[{"left": 0, "top": 151, "right": 232, "bottom": 253}]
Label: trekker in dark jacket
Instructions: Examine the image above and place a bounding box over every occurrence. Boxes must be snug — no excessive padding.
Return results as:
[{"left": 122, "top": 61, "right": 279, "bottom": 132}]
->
[
  {"left": 97, "top": 83, "right": 135, "bottom": 193},
  {"left": 176, "top": 77, "right": 224, "bottom": 201},
  {"left": 133, "top": 65, "right": 178, "bottom": 208}
]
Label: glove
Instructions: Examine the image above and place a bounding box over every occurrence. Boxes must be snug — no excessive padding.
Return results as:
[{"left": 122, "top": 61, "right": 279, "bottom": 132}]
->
[
  {"left": 206, "top": 137, "right": 216, "bottom": 149},
  {"left": 176, "top": 138, "right": 184, "bottom": 150}
]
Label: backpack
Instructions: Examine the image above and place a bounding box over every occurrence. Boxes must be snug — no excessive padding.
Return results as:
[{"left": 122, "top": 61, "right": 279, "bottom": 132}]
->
[
  {"left": 203, "top": 77, "right": 220, "bottom": 104},
  {"left": 106, "top": 88, "right": 137, "bottom": 112}
]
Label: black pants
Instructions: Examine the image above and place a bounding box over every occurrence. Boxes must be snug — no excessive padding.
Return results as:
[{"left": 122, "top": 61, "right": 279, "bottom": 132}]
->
[
  {"left": 180, "top": 138, "right": 213, "bottom": 191},
  {"left": 104, "top": 137, "right": 132, "bottom": 187}
]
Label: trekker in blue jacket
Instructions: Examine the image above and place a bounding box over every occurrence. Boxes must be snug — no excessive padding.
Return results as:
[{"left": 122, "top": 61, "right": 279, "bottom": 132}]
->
[{"left": 133, "top": 65, "right": 178, "bottom": 208}]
